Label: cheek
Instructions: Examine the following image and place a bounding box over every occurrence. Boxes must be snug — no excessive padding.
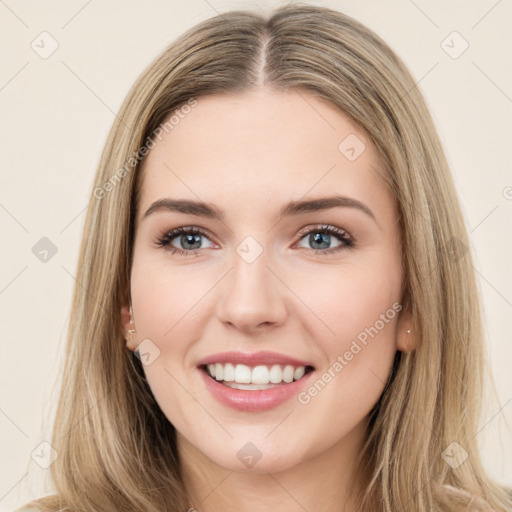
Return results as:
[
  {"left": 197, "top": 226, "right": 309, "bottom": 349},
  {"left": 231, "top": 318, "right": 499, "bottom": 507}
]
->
[
  {"left": 295, "top": 258, "right": 402, "bottom": 347},
  {"left": 298, "top": 263, "right": 401, "bottom": 411},
  {"left": 294, "top": 259, "right": 402, "bottom": 413},
  {"left": 129, "top": 254, "right": 208, "bottom": 430},
  {"left": 129, "top": 250, "right": 210, "bottom": 349},
  {"left": 129, "top": 253, "right": 218, "bottom": 425}
]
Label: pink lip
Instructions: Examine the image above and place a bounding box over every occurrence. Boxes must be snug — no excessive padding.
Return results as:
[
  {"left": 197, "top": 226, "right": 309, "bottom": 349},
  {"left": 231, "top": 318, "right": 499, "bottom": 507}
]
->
[
  {"left": 196, "top": 350, "right": 313, "bottom": 368},
  {"left": 198, "top": 366, "right": 315, "bottom": 413}
]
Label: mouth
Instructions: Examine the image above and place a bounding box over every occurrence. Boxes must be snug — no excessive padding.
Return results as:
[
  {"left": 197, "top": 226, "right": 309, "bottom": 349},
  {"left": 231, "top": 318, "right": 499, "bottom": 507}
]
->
[
  {"left": 196, "top": 352, "right": 316, "bottom": 412},
  {"left": 197, "top": 363, "right": 315, "bottom": 413},
  {"left": 199, "top": 362, "right": 315, "bottom": 390}
]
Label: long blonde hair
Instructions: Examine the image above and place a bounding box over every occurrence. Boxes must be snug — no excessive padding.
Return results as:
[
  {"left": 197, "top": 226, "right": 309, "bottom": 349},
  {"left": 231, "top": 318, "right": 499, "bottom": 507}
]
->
[{"left": 21, "top": 3, "right": 512, "bottom": 511}]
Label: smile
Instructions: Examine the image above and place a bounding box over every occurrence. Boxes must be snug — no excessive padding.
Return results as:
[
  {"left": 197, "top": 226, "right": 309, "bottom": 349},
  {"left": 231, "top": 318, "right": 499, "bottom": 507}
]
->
[
  {"left": 203, "top": 362, "right": 313, "bottom": 389},
  {"left": 196, "top": 351, "right": 316, "bottom": 412}
]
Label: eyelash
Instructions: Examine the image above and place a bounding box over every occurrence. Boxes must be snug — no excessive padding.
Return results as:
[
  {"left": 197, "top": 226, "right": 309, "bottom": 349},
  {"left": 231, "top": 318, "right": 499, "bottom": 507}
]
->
[{"left": 154, "top": 224, "right": 356, "bottom": 257}]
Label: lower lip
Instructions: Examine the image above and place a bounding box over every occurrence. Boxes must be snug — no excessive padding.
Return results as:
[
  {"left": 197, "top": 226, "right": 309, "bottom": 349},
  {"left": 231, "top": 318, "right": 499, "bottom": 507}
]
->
[{"left": 198, "top": 367, "right": 315, "bottom": 412}]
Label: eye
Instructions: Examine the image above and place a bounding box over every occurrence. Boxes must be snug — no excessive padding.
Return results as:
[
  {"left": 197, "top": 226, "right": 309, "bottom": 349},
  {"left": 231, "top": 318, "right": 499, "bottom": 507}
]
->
[
  {"left": 154, "top": 226, "right": 214, "bottom": 256},
  {"left": 294, "top": 224, "right": 355, "bottom": 255}
]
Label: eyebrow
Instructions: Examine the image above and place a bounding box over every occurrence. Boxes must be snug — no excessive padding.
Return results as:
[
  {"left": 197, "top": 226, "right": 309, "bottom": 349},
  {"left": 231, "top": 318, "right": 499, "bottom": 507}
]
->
[{"left": 142, "top": 195, "right": 377, "bottom": 225}]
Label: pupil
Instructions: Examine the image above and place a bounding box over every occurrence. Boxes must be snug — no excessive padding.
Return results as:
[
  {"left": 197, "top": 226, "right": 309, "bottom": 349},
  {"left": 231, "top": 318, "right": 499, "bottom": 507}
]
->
[
  {"left": 183, "top": 234, "right": 201, "bottom": 249},
  {"left": 311, "top": 232, "right": 329, "bottom": 249}
]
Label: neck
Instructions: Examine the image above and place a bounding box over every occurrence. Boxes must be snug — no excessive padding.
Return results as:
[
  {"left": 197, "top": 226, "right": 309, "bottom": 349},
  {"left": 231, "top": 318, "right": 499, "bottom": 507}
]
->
[{"left": 178, "top": 419, "right": 369, "bottom": 512}]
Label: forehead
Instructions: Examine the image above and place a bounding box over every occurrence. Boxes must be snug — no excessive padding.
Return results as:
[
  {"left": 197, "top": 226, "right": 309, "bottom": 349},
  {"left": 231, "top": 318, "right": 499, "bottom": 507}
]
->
[{"left": 138, "top": 88, "right": 393, "bottom": 223}]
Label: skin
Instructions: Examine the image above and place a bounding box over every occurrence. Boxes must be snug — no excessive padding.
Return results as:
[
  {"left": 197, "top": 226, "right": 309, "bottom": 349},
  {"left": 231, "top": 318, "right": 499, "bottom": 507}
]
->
[{"left": 121, "top": 87, "right": 414, "bottom": 511}]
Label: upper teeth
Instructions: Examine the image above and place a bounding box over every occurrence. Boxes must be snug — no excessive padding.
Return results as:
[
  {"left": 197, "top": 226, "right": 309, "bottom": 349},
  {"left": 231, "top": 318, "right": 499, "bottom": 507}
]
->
[{"left": 207, "top": 363, "right": 307, "bottom": 384}]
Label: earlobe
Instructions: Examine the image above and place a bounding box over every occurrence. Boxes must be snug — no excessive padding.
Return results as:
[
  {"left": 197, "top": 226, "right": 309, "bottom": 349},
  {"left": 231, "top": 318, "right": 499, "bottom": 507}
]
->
[
  {"left": 398, "top": 328, "right": 416, "bottom": 354},
  {"left": 397, "top": 326, "right": 415, "bottom": 353},
  {"left": 396, "top": 301, "right": 416, "bottom": 353},
  {"left": 121, "top": 304, "right": 137, "bottom": 351}
]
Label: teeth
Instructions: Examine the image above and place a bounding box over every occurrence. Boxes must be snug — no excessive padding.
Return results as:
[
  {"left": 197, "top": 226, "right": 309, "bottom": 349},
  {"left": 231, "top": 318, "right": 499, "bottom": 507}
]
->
[
  {"left": 283, "top": 365, "right": 294, "bottom": 383},
  {"left": 269, "top": 364, "right": 282, "bottom": 384},
  {"left": 234, "top": 364, "right": 251, "bottom": 383},
  {"left": 251, "top": 365, "right": 269, "bottom": 384},
  {"left": 294, "top": 366, "right": 305, "bottom": 380},
  {"left": 205, "top": 362, "right": 309, "bottom": 384},
  {"left": 223, "top": 363, "right": 235, "bottom": 381}
]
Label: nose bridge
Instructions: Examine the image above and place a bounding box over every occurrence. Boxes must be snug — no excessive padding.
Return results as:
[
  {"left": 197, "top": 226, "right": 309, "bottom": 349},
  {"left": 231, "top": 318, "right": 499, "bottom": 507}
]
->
[{"left": 215, "top": 235, "right": 287, "bottom": 331}]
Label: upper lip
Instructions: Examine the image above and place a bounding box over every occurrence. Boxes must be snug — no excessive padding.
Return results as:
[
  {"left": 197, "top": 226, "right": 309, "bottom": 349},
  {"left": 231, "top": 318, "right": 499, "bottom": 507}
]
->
[{"left": 196, "top": 351, "right": 314, "bottom": 368}]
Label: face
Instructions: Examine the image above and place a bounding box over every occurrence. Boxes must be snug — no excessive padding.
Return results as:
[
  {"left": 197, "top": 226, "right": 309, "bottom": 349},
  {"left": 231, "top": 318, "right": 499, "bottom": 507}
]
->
[{"left": 122, "top": 88, "right": 412, "bottom": 475}]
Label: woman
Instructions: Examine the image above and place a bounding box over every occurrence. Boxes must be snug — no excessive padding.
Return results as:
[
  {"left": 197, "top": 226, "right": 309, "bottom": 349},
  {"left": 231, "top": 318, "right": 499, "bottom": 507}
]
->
[{"left": 19, "top": 3, "right": 512, "bottom": 511}]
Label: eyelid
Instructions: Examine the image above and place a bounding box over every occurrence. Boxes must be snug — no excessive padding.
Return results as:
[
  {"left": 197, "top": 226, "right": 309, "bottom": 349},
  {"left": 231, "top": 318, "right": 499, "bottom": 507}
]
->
[
  {"left": 154, "top": 225, "right": 215, "bottom": 250},
  {"left": 295, "top": 223, "right": 352, "bottom": 241},
  {"left": 293, "top": 224, "right": 355, "bottom": 253}
]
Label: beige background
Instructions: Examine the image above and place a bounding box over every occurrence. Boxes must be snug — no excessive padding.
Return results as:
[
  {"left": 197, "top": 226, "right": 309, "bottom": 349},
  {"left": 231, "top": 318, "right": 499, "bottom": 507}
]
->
[{"left": 1, "top": 0, "right": 511, "bottom": 509}]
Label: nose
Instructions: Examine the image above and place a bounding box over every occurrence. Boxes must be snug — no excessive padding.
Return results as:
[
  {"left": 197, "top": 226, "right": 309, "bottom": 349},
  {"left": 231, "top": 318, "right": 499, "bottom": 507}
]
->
[{"left": 215, "top": 248, "right": 288, "bottom": 335}]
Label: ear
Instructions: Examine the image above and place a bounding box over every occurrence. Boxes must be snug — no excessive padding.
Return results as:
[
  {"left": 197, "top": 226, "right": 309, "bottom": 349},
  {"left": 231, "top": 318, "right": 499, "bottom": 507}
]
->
[
  {"left": 396, "top": 300, "right": 417, "bottom": 353},
  {"left": 120, "top": 304, "right": 137, "bottom": 351}
]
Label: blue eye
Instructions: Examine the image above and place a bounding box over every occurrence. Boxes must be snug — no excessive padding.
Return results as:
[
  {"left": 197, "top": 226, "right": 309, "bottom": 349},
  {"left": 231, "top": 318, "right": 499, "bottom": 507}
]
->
[
  {"left": 155, "top": 224, "right": 355, "bottom": 256},
  {"left": 155, "top": 226, "right": 212, "bottom": 256},
  {"left": 295, "top": 224, "right": 355, "bottom": 254}
]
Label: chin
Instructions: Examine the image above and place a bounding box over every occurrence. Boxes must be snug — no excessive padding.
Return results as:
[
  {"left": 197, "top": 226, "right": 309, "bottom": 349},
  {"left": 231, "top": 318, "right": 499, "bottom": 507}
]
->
[{"left": 194, "top": 436, "right": 309, "bottom": 475}]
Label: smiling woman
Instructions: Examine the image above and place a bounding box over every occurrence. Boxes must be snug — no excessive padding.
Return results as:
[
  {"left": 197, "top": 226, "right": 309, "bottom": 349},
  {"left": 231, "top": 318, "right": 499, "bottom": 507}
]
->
[{"left": 19, "top": 3, "right": 511, "bottom": 512}]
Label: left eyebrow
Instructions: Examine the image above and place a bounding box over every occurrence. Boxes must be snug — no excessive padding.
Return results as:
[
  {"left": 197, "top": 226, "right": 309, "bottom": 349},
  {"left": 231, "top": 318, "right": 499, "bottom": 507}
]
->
[
  {"left": 278, "top": 195, "right": 376, "bottom": 224},
  {"left": 142, "top": 194, "right": 377, "bottom": 224}
]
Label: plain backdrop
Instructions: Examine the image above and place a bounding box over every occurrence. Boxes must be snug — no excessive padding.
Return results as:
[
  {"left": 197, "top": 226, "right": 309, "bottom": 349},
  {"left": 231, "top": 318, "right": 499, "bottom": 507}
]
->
[{"left": 1, "top": 0, "right": 511, "bottom": 510}]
